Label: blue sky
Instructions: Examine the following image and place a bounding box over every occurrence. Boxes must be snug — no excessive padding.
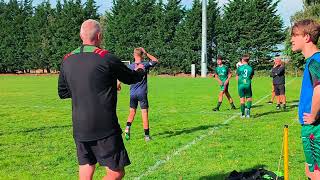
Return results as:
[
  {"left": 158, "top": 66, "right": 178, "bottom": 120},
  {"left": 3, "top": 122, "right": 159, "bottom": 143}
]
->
[{"left": 34, "top": 0, "right": 303, "bottom": 27}]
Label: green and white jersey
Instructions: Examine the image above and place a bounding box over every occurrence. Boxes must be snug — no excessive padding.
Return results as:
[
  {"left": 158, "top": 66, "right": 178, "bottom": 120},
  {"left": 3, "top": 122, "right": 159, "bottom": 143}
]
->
[
  {"left": 215, "top": 65, "right": 229, "bottom": 82},
  {"left": 236, "top": 64, "right": 254, "bottom": 86}
]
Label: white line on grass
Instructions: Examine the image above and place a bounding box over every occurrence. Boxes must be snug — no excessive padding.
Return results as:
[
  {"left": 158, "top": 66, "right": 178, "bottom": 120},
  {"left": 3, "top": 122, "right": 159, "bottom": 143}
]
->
[{"left": 135, "top": 78, "right": 296, "bottom": 179}]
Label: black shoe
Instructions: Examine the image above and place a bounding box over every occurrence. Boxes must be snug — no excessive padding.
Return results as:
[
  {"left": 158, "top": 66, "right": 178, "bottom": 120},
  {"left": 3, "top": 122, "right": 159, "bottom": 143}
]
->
[
  {"left": 283, "top": 105, "right": 287, "bottom": 111},
  {"left": 267, "top": 101, "right": 273, "bottom": 104},
  {"left": 276, "top": 105, "right": 281, "bottom": 110},
  {"left": 212, "top": 107, "right": 219, "bottom": 111},
  {"left": 231, "top": 106, "right": 236, "bottom": 110}
]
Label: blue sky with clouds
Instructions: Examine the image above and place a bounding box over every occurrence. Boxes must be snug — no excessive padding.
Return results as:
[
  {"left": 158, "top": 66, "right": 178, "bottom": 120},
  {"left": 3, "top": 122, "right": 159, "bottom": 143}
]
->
[{"left": 34, "top": 0, "right": 303, "bottom": 27}]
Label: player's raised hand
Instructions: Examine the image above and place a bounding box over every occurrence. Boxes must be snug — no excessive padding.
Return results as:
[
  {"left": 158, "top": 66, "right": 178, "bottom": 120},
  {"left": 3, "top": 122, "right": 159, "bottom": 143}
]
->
[{"left": 140, "top": 47, "right": 147, "bottom": 54}]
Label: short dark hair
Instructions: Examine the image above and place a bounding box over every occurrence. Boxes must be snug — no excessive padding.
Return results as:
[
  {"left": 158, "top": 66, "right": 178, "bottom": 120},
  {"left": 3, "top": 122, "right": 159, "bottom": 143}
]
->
[
  {"left": 217, "top": 55, "right": 223, "bottom": 60},
  {"left": 242, "top": 54, "right": 250, "bottom": 62}
]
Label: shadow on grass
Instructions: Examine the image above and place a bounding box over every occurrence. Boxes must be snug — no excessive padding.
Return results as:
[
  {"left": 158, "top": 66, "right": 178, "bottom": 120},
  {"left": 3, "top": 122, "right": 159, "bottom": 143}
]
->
[
  {"left": 198, "top": 164, "right": 267, "bottom": 180},
  {"left": 254, "top": 107, "right": 294, "bottom": 118},
  {"left": 154, "top": 123, "right": 229, "bottom": 138},
  {"left": 0, "top": 124, "right": 71, "bottom": 136},
  {"left": 286, "top": 99, "right": 299, "bottom": 104},
  {"left": 251, "top": 104, "right": 264, "bottom": 108}
]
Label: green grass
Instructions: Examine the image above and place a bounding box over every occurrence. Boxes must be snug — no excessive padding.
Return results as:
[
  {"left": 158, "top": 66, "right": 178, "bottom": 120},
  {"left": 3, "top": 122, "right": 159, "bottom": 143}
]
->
[{"left": 0, "top": 75, "right": 306, "bottom": 179}]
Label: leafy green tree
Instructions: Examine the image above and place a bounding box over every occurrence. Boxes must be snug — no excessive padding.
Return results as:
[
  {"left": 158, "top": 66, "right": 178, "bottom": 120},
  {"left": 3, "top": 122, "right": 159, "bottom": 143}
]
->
[{"left": 217, "top": 0, "right": 284, "bottom": 69}]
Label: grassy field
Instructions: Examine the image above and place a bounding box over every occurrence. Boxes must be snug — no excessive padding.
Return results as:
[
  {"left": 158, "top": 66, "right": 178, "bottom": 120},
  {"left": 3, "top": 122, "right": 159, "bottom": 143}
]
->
[{"left": 0, "top": 75, "right": 306, "bottom": 179}]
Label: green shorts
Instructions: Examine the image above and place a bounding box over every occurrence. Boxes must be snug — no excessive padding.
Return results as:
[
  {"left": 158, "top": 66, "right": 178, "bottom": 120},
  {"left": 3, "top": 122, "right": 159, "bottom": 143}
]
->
[
  {"left": 238, "top": 84, "right": 252, "bottom": 98},
  {"left": 220, "top": 82, "right": 229, "bottom": 92},
  {"left": 302, "top": 124, "right": 320, "bottom": 172}
]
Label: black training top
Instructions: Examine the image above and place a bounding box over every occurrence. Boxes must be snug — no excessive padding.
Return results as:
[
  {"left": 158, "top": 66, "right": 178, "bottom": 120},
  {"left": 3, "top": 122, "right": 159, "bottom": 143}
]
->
[
  {"left": 271, "top": 65, "right": 285, "bottom": 85},
  {"left": 58, "top": 45, "right": 145, "bottom": 141}
]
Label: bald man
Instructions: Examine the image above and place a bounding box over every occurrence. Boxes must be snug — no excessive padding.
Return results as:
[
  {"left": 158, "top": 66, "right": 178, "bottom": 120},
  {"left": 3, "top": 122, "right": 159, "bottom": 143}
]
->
[
  {"left": 271, "top": 56, "right": 286, "bottom": 110},
  {"left": 58, "top": 19, "right": 145, "bottom": 180}
]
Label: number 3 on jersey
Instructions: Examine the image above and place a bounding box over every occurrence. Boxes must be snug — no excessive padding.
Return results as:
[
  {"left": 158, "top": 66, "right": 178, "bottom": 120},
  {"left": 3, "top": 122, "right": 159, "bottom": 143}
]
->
[{"left": 243, "top": 69, "right": 248, "bottom": 77}]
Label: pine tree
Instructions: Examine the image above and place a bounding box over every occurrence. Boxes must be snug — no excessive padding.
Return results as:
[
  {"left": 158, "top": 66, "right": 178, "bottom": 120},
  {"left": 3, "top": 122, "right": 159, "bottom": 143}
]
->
[
  {"left": 84, "top": 0, "right": 99, "bottom": 20},
  {"left": 0, "top": 0, "right": 7, "bottom": 72},
  {"left": 172, "top": 0, "right": 202, "bottom": 73},
  {"left": 207, "top": 0, "right": 220, "bottom": 71},
  {"left": 104, "top": 0, "right": 142, "bottom": 60},
  {"left": 217, "top": 0, "right": 284, "bottom": 69}
]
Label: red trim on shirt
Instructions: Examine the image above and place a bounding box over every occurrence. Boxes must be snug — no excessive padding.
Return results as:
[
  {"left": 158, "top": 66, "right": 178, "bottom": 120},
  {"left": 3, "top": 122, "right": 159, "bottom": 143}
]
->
[
  {"left": 94, "top": 48, "right": 109, "bottom": 58},
  {"left": 63, "top": 53, "right": 72, "bottom": 60}
]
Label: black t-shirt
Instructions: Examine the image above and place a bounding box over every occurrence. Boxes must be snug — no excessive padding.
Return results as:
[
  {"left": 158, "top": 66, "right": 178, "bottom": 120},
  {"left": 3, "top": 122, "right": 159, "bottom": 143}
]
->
[
  {"left": 58, "top": 45, "right": 145, "bottom": 141},
  {"left": 271, "top": 65, "right": 285, "bottom": 85}
]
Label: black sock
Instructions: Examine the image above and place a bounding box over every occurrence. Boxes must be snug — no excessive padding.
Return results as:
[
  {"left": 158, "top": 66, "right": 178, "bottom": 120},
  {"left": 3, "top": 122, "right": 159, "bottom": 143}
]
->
[
  {"left": 217, "top": 102, "right": 222, "bottom": 109},
  {"left": 240, "top": 104, "right": 245, "bottom": 115},
  {"left": 126, "top": 122, "right": 132, "bottom": 127},
  {"left": 144, "top": 129, "right": 150, "bottom": 136}
]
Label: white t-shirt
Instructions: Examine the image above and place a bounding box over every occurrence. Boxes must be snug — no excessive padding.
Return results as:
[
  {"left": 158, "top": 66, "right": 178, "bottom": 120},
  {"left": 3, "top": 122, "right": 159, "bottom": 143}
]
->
[{"left": 236, "top": 62, "right": 243, "bottom": 68}]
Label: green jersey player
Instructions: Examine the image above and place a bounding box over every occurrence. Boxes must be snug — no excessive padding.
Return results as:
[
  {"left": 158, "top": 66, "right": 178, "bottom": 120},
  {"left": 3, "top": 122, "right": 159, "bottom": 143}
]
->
[
  {"left": 236, "top": 54, "right": 254, "bottom": 118},
  {"left": 212, "top": 56, "right": 236, "bottom": 111}
]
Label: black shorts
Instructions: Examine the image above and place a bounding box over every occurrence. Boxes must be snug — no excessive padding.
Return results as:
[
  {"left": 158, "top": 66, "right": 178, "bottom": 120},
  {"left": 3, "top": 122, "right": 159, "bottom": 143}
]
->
[
  {"left": 75, "top": 134, "right": 131, "bottom": 170},
  {"left": 274, "top": 84, "right": 285, "bottom": 96},
  {"left": 130, "top": 93, "right": 149, "bottom": 109}
]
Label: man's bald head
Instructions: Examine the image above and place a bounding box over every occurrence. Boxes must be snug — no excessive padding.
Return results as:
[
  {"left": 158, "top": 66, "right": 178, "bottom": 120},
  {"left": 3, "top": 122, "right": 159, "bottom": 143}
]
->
[{"left": 80, "top": 19, "right": 102, "bottom": 46}]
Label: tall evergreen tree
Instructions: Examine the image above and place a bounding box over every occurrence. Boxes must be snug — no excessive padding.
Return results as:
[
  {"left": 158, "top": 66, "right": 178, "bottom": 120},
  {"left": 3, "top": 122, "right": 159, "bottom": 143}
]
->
[
  {"left": 104, "top": 0, "right": 134, "bottom": 59},
  {"left": 29, "top": 1, "right": 55, "bottom": 72},
  {"left": 84, "top": 0, "right": 99, "bottom": 20},
  {"left": 2, "top": 0, "right": 22, "bottom": 72},
  {"left": 172, "top": 0, "right": 202, "bottom": 73},
  {"left": 217, "top": 0, "right": 284, "bottom": 69},
  {"left": 207, "top": 0, "right": 220, "bottom": 71},
  {"left": 0, "top": 0, "right": 7, "bottom": 72}
]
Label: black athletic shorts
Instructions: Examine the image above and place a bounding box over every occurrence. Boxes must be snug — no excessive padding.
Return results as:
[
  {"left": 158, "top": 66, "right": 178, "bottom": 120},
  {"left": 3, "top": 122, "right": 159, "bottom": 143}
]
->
[
  {"left": 75, "top": 134, "right": 131, "bottom": 170},
  {"left": 274, "top": 84, "right": 285, "bottom": 96},
  {"left": 130, "top": 93, "right": 149, "bottom": 109}
]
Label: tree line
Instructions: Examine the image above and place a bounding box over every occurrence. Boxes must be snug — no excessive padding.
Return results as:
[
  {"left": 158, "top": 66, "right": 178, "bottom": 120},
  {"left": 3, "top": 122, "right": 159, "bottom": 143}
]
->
[{"left": 0, "top": 0, "right": 284, "bottom": 74}]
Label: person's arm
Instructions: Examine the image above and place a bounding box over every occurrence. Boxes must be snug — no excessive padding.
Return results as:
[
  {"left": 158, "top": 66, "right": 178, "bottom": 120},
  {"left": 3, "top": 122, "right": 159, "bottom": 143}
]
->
[
  {"left": 236, "top": 68, "right": 239, "bottom": 82},
  {"left": 304, "top": 60, "right": 320, "bottom": 124},
  {"left": 251, "top": 69, "right": 254, "bottom": 79},
  {"left": 277, "top": 66, "right": 285, "bottom": 76},
  {"left": 108, "top": 54, "right": 145, "bottom": 85},
  {"left": 213, "top": 68, "right": 223, "bottom": 85},
  {"left": 225, "top": 68, "right": 232, "bottom": 85},
  {"left": 58, "top": 63, "right": 71, "bottom": 99},
  {"left": 270, "top": 68, "right": 275, "bottom": 77},
  {"left": 117, "top": 80, "right": 121, "bottom": 91},
  {"left": 141, "top": 48, "right": 158, "bottom": 62}
]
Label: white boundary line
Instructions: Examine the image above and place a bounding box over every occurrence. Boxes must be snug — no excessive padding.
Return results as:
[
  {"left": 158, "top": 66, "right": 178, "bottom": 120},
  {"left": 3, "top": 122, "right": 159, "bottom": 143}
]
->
[{"left": 135, "top": 78, "right": 296, "bottom": 179}]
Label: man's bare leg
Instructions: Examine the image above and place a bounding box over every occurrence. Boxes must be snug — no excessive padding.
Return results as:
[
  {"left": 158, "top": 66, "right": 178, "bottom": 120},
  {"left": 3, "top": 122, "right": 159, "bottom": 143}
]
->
[
  {"left": 141, "top": 109, "right": 150, "bottom": 141},
  {"left": 213, "top": 91, "right": 224, "bottom": 111},
  {"left": 280, "top": 94, "right": 287, "bottom": 110},
  {"left": 225, "top": 90, "right": 236, "bottom": 109},
  {"left": 103, "top": 168, "right": 125, "bottom": 180},
  {"left": 125, "top": 108, "right": 136, "bottom": 140},
  {"left": 276, "top": 95, "right": 281, "bottom": 109},
  {"left": 79, "top": 164, "right": 95, "bottom": 180}
]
